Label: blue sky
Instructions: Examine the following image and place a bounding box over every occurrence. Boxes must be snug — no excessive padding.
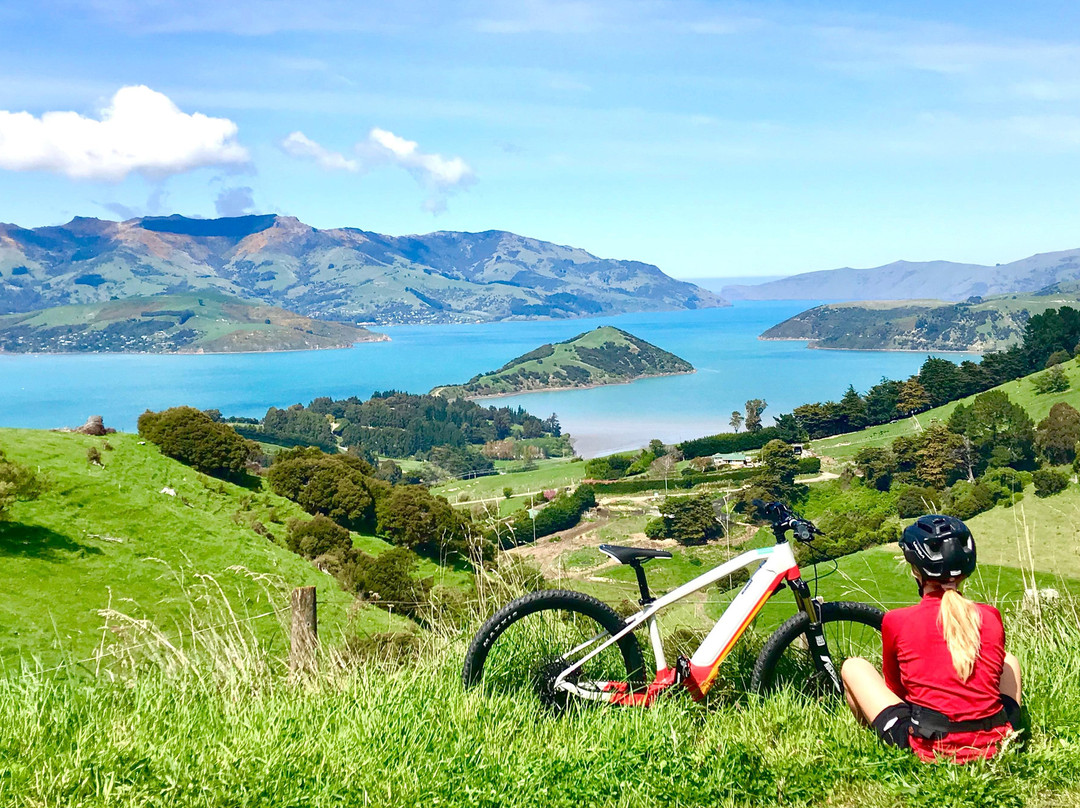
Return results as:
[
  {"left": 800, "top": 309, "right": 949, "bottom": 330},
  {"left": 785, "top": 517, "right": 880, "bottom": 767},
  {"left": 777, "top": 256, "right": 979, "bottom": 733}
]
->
[{"left": 1, "top": 1, "right": 1079, "bottom": 278}]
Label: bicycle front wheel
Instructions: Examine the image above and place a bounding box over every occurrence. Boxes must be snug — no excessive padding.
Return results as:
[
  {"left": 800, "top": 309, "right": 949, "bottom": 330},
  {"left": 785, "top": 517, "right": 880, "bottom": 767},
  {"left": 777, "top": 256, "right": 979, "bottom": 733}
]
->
[
  {"left": 462, "top": 589, "right": 645, "bottom": 710},
  {"left": 750, "top": 601, "right": 884, "bottom": 697}
]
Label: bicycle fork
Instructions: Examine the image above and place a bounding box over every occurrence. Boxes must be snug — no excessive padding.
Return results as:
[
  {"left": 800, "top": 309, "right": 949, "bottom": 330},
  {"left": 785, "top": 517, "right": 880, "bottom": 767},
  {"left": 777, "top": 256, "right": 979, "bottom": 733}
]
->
[{"left": 789, "top": 578, "right": 843, "bottom": 696}]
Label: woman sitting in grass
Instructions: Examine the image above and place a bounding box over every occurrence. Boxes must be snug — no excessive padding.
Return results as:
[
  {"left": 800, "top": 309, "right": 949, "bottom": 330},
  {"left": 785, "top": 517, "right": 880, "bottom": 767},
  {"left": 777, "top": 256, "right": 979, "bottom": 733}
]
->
[{"left": 841, "top": 514, "right": 1022, "bottom": 763}]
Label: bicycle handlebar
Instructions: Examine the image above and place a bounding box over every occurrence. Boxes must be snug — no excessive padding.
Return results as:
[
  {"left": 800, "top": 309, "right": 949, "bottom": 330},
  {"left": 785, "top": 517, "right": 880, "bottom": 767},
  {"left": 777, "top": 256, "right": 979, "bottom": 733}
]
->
[{"left": 750, "top": 499, "right": 822, "bottom": 543}]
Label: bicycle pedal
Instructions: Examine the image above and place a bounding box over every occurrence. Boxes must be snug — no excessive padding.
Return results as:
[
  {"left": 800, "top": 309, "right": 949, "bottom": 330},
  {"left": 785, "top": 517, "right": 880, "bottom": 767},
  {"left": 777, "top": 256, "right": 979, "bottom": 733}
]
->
[{"left": 675, "top": 655, "right": 691, "bottom": 683}]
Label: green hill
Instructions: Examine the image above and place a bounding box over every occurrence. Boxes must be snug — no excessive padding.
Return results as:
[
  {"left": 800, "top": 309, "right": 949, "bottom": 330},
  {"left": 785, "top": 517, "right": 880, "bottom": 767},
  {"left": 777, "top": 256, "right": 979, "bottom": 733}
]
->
[
  {"left": 761, "top": 288, "right": 1080, "bottom": 352},
  {"left": 0, "top": 291, "right": 387, "bottom": 353},
  {"left": 0, "top": 428, "right": 425, "bottom": 667},
  {"left": 433, "top": 326, "right": 693, "bottom": 398},
  {"left": 813, "top": 357, "right": 1080, "bottom": 461}
]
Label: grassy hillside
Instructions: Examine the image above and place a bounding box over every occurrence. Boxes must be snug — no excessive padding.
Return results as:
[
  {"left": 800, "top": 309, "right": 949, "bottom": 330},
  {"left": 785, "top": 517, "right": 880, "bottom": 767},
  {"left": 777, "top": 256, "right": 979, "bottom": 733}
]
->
[
  {"left": 434, "top": 326, "right": 693, "bottom": 398},
  {"left": 813, "top": 357, "right": 1080, "bottom": 461},
  {"left": 0, "top": 291, "right": 386, "bottom": 353},
  {"left": 2, "top": 593, "right": 1078, "bottom": 807},
  {"left": 0, "top": 428, "right": 422, "bottom": 668},
  {"left": 761, "top": 292, "right": 1066, "bottom": 352}
]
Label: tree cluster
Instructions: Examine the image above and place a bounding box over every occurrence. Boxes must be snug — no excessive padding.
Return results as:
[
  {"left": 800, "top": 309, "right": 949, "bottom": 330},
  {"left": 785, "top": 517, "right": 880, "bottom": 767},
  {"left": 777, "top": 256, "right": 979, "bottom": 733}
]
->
[
  {"left": 234, "top": 391, "right": 561, "bottom": 462},
  {"left": 268, "top": 446, "right": 477, "bottom": 556},
  {"left": 777, "top": 307, "right": 1080, "bottom": 443}
]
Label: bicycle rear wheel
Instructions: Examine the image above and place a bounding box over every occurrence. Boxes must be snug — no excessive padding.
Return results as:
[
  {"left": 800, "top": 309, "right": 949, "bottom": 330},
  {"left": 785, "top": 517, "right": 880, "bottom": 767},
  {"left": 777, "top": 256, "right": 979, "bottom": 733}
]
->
[
  {"left": 750, "top": 601, "right": 884, "bottom": 697},
  {"left": 463, "top": 589, "right": 645, "bottom": 710}
]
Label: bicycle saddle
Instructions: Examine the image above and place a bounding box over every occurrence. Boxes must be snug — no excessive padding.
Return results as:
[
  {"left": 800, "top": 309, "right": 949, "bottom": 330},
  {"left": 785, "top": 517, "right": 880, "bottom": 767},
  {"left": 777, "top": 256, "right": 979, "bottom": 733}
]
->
[{"left": 598, "top": 544, "right": 673, "bottom": 565}]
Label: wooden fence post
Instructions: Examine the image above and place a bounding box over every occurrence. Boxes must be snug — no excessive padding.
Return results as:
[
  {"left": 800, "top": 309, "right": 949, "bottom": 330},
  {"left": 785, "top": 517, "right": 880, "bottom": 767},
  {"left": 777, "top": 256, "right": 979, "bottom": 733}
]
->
[{"left": 290, "top": 586, "right": 318, "bottom": 674}]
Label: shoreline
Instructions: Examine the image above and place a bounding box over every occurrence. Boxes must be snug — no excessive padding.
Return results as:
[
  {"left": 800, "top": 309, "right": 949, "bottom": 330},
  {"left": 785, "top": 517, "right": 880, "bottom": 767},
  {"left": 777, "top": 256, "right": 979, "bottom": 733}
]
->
[
  {"left": 0, "top": 334, "right": 391, "bottom": 358},
  {"left": 454, "top": 368, "right": 697, "bottom": 401},
  {"left": 758, "top": 336, "right": 985, "bottom": 355}
]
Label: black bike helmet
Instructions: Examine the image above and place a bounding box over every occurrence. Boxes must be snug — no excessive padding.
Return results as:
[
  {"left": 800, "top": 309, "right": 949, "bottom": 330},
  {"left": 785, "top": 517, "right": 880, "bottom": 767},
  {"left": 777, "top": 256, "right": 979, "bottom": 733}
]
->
[{"left": 900, "top": 514, "right": 976, "bottom": 582}]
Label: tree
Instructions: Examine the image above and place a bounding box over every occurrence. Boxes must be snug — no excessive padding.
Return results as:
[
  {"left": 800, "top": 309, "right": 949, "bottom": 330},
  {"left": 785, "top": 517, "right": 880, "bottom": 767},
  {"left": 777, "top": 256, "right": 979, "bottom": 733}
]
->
[
  {"left": 1036, "top": 402, "right": 1080, "bottom": 465},
  {"left": 896, "top": 379, "right": 930, "bottom": 416},
  {"left": 838, "top": 385, "right": 867, "bottom": 431},
  {"left": 918, "top": 357, "right": 963, "bottom": 407},
  {"left": 645, "top": 495, "right": 723, "bottom": 545},
  {"left": 864, "top": 378, "right": 902, "bottom": 425},
  {"left": 729, "top": 411, "right": 744, "bottom": 433},
  {"left": 853, "top": 446, "right": 897, "bottom": 491},
  {"left": 138, "top": 406, "right": 259, "bottom": 479},
  {"left": 648, "top": 438, "right": 666, "bottom": 456},
  {"left": 0, "top": 450, "right": 45, "bottom": 520},
  {"left": 792, "top": 401, "right": 844, "bottom": 439},
  {"left": 949, "top": 390, "right": 1035, "bottom": 468},
  {"left": 1032, "top": 365, "right": 1070, "bottom": 395},
  {"left": 915, "top": 423, "right": 967, "bottom": 489},
  {"left": 754, "top": 440, "right": 800, "bottom": 500},
  {"left": 744, "top": 399, "right": 767, "bottom": 432}
]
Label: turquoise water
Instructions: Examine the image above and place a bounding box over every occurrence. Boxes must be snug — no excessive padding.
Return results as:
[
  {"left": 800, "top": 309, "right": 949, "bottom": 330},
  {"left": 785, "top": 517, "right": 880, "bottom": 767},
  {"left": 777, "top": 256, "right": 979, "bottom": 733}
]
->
[{"left": 0, "top": 302, "right": 974, "bottom": 456}]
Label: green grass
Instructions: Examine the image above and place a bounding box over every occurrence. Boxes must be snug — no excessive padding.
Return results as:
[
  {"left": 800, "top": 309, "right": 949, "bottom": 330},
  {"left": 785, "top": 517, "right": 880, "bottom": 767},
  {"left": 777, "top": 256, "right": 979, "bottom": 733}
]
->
[
  {"left": 434, "top": 457, "right": 585, "bottom": 504},
  {"left": 0, "top": 428, "right": 417, "bottom": 668},
  {"left": 965, "top": 487, "right": 1080, "bottom": 580},
  {"left": 2, "top": 597, "right": 1079, "bottom": 807},
  {"left": 813, "top": 358, "right": 1080, "bottom": 462}
]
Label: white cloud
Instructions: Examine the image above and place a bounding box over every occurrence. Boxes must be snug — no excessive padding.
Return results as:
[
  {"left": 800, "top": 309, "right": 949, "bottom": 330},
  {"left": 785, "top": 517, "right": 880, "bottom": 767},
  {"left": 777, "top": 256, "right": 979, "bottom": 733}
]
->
[
  {"left": 280, "top": 131, "right": 359, "bottom": 171},
  {"left": 281, "top": 128, "right": 474, "bottom": 212},
  {"left": 366, "top": 128, "right": 473, "bottom": 188},
  {"left": 0, "top": 85, "right": 249, "bottom": 181}
]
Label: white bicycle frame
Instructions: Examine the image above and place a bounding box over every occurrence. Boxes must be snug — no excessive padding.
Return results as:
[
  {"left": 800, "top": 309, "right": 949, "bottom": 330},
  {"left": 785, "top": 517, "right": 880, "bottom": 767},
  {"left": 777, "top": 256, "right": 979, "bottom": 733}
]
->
[{"left": 554, "top": 541, "right": 811, "bottom": 703}]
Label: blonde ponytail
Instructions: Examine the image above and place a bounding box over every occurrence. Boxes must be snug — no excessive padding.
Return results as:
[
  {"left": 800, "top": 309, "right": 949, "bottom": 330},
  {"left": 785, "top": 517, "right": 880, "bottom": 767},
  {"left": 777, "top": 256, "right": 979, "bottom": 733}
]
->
[{"left": 938, "top": 588, "right": 982, "bottom": 681}]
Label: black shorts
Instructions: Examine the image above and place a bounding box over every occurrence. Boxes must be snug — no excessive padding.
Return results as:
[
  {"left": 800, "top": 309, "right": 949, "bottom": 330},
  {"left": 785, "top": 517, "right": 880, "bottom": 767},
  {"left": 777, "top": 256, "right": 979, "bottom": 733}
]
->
[{"left": 872, "top": 695, "right": 1021, "bottom": 749}]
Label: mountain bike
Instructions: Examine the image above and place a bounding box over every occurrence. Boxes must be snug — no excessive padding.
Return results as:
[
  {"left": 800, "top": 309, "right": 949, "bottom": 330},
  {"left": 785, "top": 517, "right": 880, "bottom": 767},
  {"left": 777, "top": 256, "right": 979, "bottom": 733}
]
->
[{"left": 462, "top": 500, "right": 884, "bottom": 708}]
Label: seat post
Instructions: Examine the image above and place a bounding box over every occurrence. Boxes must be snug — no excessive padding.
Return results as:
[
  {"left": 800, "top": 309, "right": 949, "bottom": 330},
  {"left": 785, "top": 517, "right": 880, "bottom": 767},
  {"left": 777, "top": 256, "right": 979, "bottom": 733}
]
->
[{"left": 629, "top": 561, "right": 653, "bottom": 605}]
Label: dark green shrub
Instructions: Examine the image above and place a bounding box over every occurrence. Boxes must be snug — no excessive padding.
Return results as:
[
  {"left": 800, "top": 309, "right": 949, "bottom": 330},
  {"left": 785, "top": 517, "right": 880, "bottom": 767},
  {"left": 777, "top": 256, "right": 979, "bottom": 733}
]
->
[
  {"left": 286, "top": 515, "right": 352, "bottom": 559},
  {"left": 138, "top": 406, "right": 259, "bottom": 478},
  {"left": 375, "top": 484, "right": 472, "bottom": 554},
  {"left": 1033, "top": 468, "right": 1069, "bottom": 498},
  {"left": 896, "top": 485, "right": 944, "bottom": 518},
  {"left": 943, "top": 480, "right": 996, "bottom": 521},
  {"left": 349, "top": 547, "right": 431, "bottom": 614},
  {"left": 645, "top": 495, "right": 723, "bottom": 545},
  {"left": 0, "top": 449, "right": 46, "bottom": 520},
  {"left": 797, "top": 456, "right": 822, "bottom": 475}
]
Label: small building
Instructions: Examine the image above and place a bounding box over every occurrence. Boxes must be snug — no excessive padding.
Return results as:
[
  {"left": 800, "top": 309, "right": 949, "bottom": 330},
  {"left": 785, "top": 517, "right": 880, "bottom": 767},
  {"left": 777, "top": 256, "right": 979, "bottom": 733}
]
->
[{"left": 711, "top": 452, "right": 752, "bottom": 467}]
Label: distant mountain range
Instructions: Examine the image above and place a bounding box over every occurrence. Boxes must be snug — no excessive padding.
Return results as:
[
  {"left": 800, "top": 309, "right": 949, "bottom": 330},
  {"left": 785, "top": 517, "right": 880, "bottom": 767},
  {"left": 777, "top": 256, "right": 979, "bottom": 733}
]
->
[
  {"left": 724, "top": 248, "right": 1080, "bottom": 302},
  {"left": 0, "top": 214, "right": 726, "bottom": 325},
  {"left": 433, "top": 326, "right": 693, "bottom": 399}
]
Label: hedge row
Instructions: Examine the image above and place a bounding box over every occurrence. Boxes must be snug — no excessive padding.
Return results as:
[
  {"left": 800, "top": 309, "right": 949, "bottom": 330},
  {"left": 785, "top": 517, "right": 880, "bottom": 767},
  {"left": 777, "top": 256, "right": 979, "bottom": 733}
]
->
[
  {"left": 678, "top": 427, "right": 792, "bottom": 458},
  {"left": 499, "top": 485, "right": 597, "bottom": 547},
  {"left": 588, "top": 456, "right": 819, "bottom": 495}
]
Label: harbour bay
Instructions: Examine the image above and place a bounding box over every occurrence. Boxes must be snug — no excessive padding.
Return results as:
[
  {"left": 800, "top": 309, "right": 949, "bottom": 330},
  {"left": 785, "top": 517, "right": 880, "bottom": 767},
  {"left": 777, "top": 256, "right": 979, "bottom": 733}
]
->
[{"left": 0, "top": 301, "right": 975, "bottom": 456}]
